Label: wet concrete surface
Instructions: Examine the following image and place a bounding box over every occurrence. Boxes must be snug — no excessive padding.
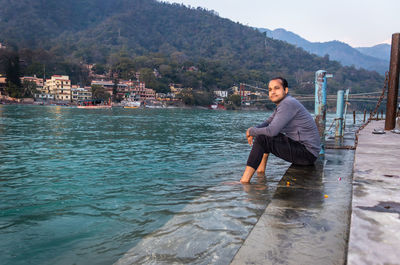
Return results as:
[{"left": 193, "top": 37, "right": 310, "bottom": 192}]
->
[
  {"left": 348, "top": 120, "right": 400, "bottom": 265},
  {"left": 231, "top": 147, "right": 355, "bottom": 265}
]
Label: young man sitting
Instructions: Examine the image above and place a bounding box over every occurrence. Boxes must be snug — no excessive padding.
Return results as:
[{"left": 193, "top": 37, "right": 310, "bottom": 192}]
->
[{"left": 240, "top": 77, "right": 321, "bottom": 183}]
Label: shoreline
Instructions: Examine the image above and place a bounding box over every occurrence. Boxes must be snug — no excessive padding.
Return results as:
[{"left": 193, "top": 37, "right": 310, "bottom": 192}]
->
[
  {"left": 0, "top": 100, "right": 267, "bottom": 110},
  {"left": 0, "top": 101, "right": 357, "bottom": 112}
]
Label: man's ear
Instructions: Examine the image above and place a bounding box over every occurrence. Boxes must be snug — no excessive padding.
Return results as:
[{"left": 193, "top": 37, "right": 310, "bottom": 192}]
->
[{"left": 285, "top": 87, "right": 289, "bottom": 95}]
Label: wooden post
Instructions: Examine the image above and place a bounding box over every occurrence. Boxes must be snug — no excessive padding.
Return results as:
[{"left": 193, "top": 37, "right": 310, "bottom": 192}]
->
[
  {"left": 381, "top": 109, "right": 384, "bottom": 119},
  {"left": 385, "top": 33, "right": 400, "bottom": 130},
  {"left": 353, "top": 110, "right": 356, "bottom": 124},
  {"left": 363, "top": 109, "right": 366, "bottom": 122}
]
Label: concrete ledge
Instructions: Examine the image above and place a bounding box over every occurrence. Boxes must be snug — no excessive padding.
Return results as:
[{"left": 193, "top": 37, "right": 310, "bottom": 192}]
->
[
  {"left": 231, "top": 148, "right": 354, "bottom": 265},
  {"left": 347, "top": 120, "right": 400, "bottom": 265}
]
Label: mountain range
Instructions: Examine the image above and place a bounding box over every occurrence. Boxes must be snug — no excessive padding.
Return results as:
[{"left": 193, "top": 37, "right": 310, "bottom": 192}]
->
[
  {"left": 0, "top": 0, "right": 384, "bottom": 101},
  {"left": 259, "top": 28, "right": 390, "bottom": 74}
]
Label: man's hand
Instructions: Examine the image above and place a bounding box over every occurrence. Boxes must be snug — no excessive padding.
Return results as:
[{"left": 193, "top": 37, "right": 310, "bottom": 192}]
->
[{"left": 246, "top": 128, "right": 253, "bottom": 146}]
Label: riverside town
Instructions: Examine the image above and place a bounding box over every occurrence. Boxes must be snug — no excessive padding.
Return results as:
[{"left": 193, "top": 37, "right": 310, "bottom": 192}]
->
[{"left": 0, "top": 62, "right": 262, "bottom": 109}]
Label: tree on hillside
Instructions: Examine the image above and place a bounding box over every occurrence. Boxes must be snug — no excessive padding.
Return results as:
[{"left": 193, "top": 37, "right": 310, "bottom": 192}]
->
[
  {"left": 112, "top": 73, "right": 120, "bottom": 102},
  {"left": 92, "top": 64, "right": 107, "bottom": 75},
  {"left": 193, "top": 91, "right": 213, "bottom": 106},
  {"left": 22, "top": 80, "right": 38, "bottom": 98},
  {"left": 0, "top": 50, "right": 23, "bottom": 97},
  {"left": 91, "top": 84, "right": 110, "bottom": 101},
  {"left": 5, "top": 53, "right": 22, "bottom": 87},
  {"left": 229, "top": 94, "right": 241, "bottom": 107}
]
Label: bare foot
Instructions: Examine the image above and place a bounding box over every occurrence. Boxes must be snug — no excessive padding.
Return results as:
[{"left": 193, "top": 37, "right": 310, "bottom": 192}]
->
[
  {"left": 256, "top": 170, "right": 265, "bottom": 176},
  {"left": 240, "top": 166, "right": 256, "bottom": 183}
]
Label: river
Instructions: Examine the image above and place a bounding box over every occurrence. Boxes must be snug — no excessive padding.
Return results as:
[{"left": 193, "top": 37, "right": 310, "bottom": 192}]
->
[{"left": 0, "top": 105, "right": 361, "bottom": 265}]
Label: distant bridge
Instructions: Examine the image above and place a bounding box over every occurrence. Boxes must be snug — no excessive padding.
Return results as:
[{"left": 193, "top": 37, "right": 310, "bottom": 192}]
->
[{"left": 238, "top": 83, "right": 397, "bottom": 104}]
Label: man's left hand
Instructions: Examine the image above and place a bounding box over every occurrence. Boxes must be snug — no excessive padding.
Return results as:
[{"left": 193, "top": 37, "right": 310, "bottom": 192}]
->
[{"left": 246, "top": 128, "right": 253, "bottom": 146}]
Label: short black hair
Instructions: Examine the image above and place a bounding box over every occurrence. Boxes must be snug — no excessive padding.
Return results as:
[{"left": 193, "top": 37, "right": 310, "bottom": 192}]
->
[{"left": 270, "top": 77, "right": 288, "bottom": 88}]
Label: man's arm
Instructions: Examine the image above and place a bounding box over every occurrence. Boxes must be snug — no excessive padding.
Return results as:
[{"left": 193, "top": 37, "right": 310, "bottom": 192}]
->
[
  {"left": 246, "top": 110, "right": 276, "bottom": 146},
  {"left": 249, "top": 101, "right": 298, "bottom": 137},
  {"left": 255, "top": 111, "right": 276, "bottom": 128}
]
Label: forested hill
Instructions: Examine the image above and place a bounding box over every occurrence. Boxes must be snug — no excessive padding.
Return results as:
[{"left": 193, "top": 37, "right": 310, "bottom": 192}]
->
[{"left": 0, "top": 0, "right": 384, "bottom": 94}]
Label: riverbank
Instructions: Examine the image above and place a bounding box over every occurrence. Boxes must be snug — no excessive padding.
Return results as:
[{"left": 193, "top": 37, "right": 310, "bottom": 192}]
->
[{"left": 0, "top": 100, "right": 357, "bottom": 113}]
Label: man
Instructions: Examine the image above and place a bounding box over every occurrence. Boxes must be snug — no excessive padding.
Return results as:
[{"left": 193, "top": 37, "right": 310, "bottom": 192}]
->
[{"left": 240, "top": 77, "right": 320, "bottom": 183}]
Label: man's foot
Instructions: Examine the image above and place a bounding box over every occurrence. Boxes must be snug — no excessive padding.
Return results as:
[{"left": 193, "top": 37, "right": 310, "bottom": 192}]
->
[
  {"left": 240, "top": 166, "right": 256, "bottom": 183},
  {"left": 256, "top": 154, "right": 269, "bottom": 175},
  {"left": 256, "top": 170, "right": 265, "bottom": 176}
]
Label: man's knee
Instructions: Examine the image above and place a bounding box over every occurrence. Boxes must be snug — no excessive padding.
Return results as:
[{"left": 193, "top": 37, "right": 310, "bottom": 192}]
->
[{"left": 254, "top": 135, "right": 272, "bottom": 145}]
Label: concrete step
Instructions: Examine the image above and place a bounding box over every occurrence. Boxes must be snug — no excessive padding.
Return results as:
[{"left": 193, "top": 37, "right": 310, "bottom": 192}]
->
[{"left": 231, "top": 148, "right": 354, "bottom": 265}]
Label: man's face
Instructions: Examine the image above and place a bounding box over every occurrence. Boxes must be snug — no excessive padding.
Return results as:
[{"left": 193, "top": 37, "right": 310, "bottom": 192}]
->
[{"left": 268, "top": 79, "right": 288, "bottom": 104}]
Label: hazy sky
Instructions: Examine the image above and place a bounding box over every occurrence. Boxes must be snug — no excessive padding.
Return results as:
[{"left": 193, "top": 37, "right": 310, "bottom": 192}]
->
[{"left": 165, "top": 0, "right": 400, "bottom": 47}]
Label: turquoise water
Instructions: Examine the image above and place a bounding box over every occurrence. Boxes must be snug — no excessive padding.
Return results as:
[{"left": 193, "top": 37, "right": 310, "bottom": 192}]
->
[
  {"left": 0, "top": 105, "right": 363, "bottom": 265},
  {"left": 0, "top": 105, "right": 293, "bottom": 265}
]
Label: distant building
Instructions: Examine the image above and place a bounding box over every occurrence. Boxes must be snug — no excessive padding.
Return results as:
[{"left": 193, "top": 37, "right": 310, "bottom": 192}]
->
[
  {"left": 91, "top": 79, "right": 155, "bottom": 100},
  {"left": 233, "top": 88, "right": 251, "bottom": 96},
  {"left": 44, "top": 75, "right": 71, "bottom": 101},
  {"left": 71, "top": 85, "right": 92, "bottom": 101},
  {"left": 35, "top": 93, "right": 54, "bottom": 100},
  {"left": 156, "top": 92, "right": 177, "bottom": 101},
  {"left": 21, "top": 75, "right": 44, "bottom": 90},
  {"left": 91, "top": 80, "right": 127, "bottom": 96},
  {"left": 156, "top": 93, "right": 167, "bottom": 100},
  {"left": 187, "top": 66, "right": 198, "bottom": 72},
  {"left": 214, "top": 90, "right": 228, "bottom": 98},
  {"left": 169, "top": 83, "right": 184, "bottom": 95},
  {"left": 0, "top": 76, "right": 7, "bottom": 91},
  {"left": 137, "top": 87, "right": 155, "bottom": 100},
  {"left": 120, "top": 80, "right": 155, "bottom": 100},
  {"left": 232, "top": 85, "right": 251, "bottom": 101}
]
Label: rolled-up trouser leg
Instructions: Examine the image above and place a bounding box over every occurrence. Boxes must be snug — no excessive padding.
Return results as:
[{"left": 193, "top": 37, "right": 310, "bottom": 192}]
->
[{"left": 246, "top": 133, "right": 317, "bottom": 169}]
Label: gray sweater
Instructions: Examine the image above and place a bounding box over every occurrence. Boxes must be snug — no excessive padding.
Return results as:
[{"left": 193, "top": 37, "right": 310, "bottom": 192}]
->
[{"left": 249, "top": 95, "right": 321, "bottom": 157}]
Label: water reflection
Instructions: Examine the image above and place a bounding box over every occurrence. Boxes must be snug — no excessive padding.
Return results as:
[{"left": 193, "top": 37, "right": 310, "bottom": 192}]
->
[{"left": 115, "top": 172, "right": 286, "bottom": 265}]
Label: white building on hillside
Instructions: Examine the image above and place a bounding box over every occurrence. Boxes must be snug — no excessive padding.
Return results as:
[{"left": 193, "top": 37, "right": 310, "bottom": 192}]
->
[
  {"left": 71, "top": 86, "right": 92, "bottom": 101},
  {"left": 44, "top": 75, "right": 71, "bottom": 101},
  {"left": 214, "top": 90, "right": 228, "bottom": 98}
]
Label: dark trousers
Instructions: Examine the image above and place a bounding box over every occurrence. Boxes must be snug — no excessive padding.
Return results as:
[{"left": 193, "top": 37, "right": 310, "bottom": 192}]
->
[{"left": 246, "top": 134, "right": 317, "bottom": 169}]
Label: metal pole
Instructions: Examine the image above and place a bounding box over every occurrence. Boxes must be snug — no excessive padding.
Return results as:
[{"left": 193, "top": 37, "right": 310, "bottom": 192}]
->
[
  {"left": 315, "top": 70, "right": 332, "bottom": 155},
  {"left": 363, "top": 109, "right": 366, "bottom": 122},
  {"left": 335, "top": 90, "right": 344, "bottom": 137},
  {"left": 353, "top": 110, "right": 356, "bottom": 124},
  {"left": 343, "top": 89, "right": 350, "bottom": 131},
  {"left": 385, "top": 33, "right": 400, "bottom": 130}
]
